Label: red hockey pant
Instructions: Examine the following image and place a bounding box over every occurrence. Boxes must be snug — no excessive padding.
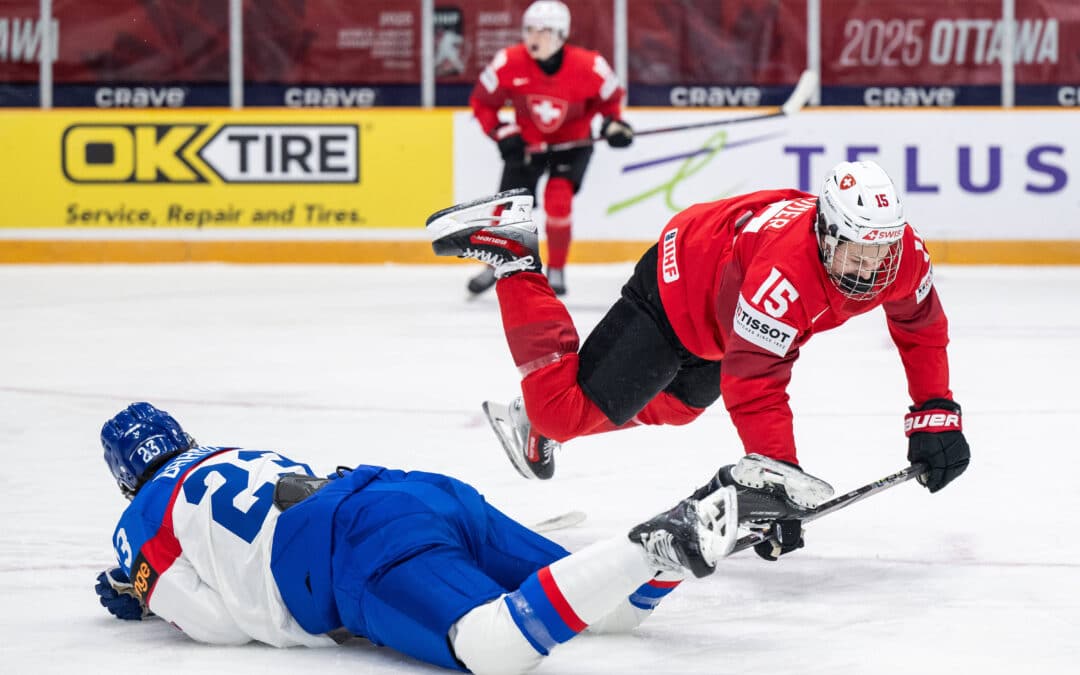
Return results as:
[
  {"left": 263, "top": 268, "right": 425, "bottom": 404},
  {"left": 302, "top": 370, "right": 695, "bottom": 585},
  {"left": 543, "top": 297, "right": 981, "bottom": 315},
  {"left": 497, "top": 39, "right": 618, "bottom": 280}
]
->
[{"left": 495, "top": 272, "right": 705, "bottom": 442}]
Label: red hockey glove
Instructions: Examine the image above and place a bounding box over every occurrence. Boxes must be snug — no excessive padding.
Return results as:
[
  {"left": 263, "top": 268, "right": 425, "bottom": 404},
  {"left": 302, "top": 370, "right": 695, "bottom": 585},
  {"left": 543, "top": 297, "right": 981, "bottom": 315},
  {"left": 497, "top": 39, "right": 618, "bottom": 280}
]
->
[
  {"left": 601, "top": 117, "right": 634, "bottom": 148},
  {"left": 905, "top": 398, "right": 970, "bottom": 493}
]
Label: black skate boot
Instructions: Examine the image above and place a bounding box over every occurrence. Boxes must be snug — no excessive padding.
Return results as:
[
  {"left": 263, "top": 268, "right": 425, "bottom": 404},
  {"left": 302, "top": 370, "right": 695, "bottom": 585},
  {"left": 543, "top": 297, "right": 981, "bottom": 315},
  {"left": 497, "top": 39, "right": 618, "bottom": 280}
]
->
[
  {"left": 628, "top": 487, "right": 738, "bottom": 578},
  {"left": 482, "top": 397, "right": 559, "bottom": 480},
  {"left": 427, "top": 189, "right": 542, "bottom": 279},
  {"left": 547, "top": 267, "right": 566, "bottom": 296}
]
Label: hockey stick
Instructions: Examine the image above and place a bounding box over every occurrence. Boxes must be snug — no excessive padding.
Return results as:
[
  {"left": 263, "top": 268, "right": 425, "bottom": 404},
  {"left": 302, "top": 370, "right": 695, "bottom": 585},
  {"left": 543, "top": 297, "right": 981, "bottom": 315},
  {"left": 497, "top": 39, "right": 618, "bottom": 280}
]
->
[
  {"left": 531, "top": 510, "right": 587, "bottom": 533},
  {"left": 731, "top": 462, "right": 928, "bottom": 555},
  {"left": 526, "top": 69, "right": 818, "bottom": 156}
]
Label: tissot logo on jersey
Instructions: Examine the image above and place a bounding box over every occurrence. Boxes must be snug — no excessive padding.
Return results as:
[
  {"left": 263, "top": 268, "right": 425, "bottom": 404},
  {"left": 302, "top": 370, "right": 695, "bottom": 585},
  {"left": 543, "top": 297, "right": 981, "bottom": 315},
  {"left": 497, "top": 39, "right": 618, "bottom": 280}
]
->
[
  {"left": 62, "top": 124, "right": 359, "bottom": 184},
  {"left": 661, "top": 229, "right": 680, "bottom": 283},
  {"left": 733, "top": 296, "right": 797, "bottom": 356},
  {"left": 526, "top": 95, "right": 568, "bottom": 133}
]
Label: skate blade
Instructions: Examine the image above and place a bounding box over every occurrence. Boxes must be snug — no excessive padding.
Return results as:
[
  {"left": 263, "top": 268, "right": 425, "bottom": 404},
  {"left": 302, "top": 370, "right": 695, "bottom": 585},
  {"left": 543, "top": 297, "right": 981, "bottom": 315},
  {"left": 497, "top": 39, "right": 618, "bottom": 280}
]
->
[
  {"left": 426, "top": 189, "right": 535, "bottom": 241},
  {"left": 482, "top": 401, "right": 536, "bottom": 480},
  {"left": 732, "top": 454, "right": 835, "bottom": 509}
]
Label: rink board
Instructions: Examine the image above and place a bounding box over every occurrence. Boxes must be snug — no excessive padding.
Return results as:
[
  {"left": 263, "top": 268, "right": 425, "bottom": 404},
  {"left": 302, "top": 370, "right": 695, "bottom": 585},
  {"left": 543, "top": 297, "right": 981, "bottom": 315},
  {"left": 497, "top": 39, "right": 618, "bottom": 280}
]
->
[{"left": 1, "top": 108, "right": 1078, "bottom": 263}]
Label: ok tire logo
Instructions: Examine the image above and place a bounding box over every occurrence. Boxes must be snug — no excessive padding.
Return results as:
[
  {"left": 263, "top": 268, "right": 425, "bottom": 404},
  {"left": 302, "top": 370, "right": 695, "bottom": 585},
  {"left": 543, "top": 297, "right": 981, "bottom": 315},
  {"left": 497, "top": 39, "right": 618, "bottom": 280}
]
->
[{"left": 62, "top": 123, "right": 359, "bottom": 184}]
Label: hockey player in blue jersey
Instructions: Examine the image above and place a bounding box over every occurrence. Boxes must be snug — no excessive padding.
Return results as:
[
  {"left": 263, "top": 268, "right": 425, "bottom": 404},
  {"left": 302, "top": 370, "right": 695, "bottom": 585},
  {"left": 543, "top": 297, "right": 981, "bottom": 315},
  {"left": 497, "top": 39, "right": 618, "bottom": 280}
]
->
[{"left": 95, "top": 402, "right": 742, "bottom": 673}]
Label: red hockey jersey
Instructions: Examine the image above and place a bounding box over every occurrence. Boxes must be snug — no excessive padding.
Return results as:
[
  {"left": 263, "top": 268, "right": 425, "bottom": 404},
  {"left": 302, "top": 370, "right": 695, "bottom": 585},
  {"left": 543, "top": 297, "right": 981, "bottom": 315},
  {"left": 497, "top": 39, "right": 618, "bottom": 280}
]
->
[
  {"left": 469, "top": 43, "right": 624, "bottom": 145},
  {"left": 656, "top": 190, "right": 951, "bottom": 465}
]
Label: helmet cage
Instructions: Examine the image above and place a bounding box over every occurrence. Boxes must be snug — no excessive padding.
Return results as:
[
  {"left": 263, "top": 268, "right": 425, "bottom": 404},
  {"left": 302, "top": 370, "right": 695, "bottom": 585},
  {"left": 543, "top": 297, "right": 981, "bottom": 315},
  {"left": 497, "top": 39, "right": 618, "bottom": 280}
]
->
[
  {"left": 815, "top": 161, "right": 906, "bottom": 301},
  {"left": 816, "top": 208, "right": 903, "bottom": 301}
]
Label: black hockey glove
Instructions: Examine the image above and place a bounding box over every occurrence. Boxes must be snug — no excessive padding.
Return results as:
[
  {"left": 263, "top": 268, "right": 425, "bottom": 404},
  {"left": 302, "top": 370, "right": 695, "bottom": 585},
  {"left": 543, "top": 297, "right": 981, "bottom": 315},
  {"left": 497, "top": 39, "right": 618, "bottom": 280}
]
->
[
  {"left": 752, "top": 520, "right": 804, "bottom": 561},
  {"left": 905, "top": 398, "right": 970, "bottom": 493},
  {"left": 493, "top": 124, "right": 526, "bottom": 164},
  {"left": 601, "top": 117, "right": 634, "bottom": 148},
  {"left": 95, "top": 567, "right": 150, "bottom": 620}
]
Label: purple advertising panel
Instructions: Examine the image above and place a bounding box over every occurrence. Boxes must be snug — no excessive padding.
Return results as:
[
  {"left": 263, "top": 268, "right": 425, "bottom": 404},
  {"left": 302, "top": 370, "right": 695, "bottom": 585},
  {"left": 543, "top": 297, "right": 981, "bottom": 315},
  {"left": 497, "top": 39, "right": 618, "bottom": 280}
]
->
[{"left": 627, "top": 0, "right": 808, "bottom": 107}]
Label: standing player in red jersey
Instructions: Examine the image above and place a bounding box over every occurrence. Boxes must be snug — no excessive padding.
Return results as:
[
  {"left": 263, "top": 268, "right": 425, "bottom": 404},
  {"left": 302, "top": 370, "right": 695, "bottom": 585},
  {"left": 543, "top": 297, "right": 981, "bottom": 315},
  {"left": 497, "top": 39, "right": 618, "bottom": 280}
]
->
[
  {"left": 427, "top": 161, "right": 970, "bottom": 561},
  {"left": 466, "top": 0, "right": 634, "bottom": 297}
]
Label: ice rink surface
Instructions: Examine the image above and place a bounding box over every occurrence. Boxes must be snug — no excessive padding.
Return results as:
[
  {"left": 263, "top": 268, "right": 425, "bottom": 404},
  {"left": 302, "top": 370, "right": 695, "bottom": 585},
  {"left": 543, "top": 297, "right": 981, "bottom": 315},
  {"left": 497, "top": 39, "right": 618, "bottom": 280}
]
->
[{"left": 2, "top": 262, "right": 1078, "bottom": 674}]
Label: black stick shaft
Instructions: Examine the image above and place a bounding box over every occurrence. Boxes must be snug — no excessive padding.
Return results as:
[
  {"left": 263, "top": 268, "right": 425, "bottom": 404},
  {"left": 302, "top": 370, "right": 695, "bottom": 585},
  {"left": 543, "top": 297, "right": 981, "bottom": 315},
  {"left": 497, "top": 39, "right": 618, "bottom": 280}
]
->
[
  {"left": 731, "top": 463, "right": 927, "bottom": 554},
  {"left": 527, "top": 111, "right": 785, "bottom": 155}
]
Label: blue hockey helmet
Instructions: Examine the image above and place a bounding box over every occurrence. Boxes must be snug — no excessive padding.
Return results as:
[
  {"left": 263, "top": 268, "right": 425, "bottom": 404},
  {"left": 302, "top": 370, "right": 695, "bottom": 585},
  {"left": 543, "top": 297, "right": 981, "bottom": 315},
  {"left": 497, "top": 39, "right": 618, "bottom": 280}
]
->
[{"left": 102, "top": 402, "right": 193, "bottom": 499}]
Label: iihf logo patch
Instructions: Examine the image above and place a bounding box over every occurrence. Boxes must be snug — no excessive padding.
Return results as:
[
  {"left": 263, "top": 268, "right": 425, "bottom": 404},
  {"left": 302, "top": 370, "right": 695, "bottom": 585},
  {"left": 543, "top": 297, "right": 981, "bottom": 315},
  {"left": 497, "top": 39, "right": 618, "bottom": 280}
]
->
[{"left": 839, "top": 174, "right": 856, "bottom": 190}]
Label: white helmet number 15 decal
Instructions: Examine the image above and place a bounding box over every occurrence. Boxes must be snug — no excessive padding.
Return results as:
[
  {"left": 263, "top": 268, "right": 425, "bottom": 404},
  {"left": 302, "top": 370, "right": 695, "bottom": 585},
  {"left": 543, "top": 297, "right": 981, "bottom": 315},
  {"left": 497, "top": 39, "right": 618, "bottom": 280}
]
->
[{"left": 751, "top": 267, "right": 799, "bottom": 318}]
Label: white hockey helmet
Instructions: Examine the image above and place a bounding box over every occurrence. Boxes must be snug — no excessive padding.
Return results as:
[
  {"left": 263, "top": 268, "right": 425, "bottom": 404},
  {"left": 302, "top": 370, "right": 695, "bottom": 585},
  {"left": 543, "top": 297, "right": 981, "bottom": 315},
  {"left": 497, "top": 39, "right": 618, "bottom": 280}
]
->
[
  {"left": 522, "top": 1, "right": 571, "bottom": 41},
  {"left": 816, "top": 161, "right": 907, "bottom": 300}
]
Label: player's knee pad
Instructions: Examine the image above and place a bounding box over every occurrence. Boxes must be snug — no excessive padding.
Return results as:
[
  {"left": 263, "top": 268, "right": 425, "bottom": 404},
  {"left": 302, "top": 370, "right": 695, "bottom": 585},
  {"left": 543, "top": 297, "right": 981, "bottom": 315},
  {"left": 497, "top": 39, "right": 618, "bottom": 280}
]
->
[
  {"left": 543, "top": 177, "right": 573, "bottom": 223},
  {"left": 451, "top": 597, "right": 543, "bottom": 675},
  {"left": 576, "top": 297, "right": 682, "bottom": 426}
]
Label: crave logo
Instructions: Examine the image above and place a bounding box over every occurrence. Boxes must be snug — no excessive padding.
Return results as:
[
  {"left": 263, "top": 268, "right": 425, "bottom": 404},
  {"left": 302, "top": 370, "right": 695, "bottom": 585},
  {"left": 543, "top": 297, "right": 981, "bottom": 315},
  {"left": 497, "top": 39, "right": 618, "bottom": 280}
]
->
[{"left": 62, "top": 124, "right": 359, "bottom": 184}]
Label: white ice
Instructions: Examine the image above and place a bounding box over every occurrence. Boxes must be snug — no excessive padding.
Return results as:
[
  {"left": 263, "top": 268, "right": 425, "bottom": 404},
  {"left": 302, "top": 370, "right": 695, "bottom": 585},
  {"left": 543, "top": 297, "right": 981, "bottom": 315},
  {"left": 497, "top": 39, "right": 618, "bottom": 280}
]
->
[{"left": 2, "top": 263, "right": 1078, "bottom": 674}]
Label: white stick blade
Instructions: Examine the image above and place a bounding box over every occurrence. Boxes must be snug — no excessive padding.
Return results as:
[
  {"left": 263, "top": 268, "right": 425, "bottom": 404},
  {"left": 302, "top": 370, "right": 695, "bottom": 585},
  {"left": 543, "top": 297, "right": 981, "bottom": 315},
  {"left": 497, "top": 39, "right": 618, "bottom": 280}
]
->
[
  {"left": 531, "top": 510, "right": 587, "bottom": 533},
  {"left": 781, "top": 70, "right": 819, "bottom": 116}
]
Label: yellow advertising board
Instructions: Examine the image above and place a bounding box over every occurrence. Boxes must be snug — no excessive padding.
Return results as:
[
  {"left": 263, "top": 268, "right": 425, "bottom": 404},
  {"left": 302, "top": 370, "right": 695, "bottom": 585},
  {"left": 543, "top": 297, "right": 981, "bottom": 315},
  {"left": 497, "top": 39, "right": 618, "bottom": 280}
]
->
[{"left": 0, "top": 109, "right": 452, "bottom": 230}]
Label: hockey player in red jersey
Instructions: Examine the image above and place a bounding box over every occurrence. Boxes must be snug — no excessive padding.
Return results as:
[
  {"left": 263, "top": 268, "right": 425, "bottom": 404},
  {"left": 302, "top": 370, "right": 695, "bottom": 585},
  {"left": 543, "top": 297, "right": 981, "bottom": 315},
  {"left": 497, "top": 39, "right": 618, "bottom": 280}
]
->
[
  {"left": 466, "top": 0, "right": 633, "bottom": 297},
  {"left": 427, "top": 161, "right": 970, "bottom": 560}
]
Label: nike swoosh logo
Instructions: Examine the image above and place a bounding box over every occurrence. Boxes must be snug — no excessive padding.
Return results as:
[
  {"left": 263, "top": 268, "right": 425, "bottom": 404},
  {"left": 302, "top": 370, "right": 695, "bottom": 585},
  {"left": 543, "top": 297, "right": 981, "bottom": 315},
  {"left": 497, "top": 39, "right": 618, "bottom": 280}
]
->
[
  {"left": 811, "top": 308, "right": 828, "bottom": 323},
  {"left": 513, "top": 77, "right": 529, "bottom": 86}
]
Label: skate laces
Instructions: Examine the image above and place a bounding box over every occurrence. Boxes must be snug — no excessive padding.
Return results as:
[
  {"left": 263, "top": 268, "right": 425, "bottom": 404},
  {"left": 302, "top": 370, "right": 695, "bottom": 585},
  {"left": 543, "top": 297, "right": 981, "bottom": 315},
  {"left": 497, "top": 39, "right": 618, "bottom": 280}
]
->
[
  {"left": 493, "top": 256, "right": 537, "bottom": 279},
  {"left": 641, "top": 531, "right": 685, "bottom": 573},
  {"left": 530, "top": 433, "right": 557, "bottom": 464},
  {"left": 460, "top": 247, "right": 507, "bottom": 267},
  {"left": 459, "top": 248, "right": 535, "bottom": 278}
]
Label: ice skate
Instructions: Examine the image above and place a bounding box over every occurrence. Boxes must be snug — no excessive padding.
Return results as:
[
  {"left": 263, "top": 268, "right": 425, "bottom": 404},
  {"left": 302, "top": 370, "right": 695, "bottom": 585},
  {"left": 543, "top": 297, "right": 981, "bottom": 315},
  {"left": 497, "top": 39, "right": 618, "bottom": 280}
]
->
[
  {"left": 726, "top": 453, "right": 835, "bottom": 517},
  {"left": 427, "top": 189, "right": 542, "bottom": 279},
  {"left": 628, "top": 486, "right": 739, "bottom": 578},
  {"left": 547, "top": 267, "right": 566, "bottom": 296},
  {"left": 482, "top": 397, "right": 559, "bottom": 480},
  {"left": 467, "top": 266, "right": 497, "bottom": 296}
]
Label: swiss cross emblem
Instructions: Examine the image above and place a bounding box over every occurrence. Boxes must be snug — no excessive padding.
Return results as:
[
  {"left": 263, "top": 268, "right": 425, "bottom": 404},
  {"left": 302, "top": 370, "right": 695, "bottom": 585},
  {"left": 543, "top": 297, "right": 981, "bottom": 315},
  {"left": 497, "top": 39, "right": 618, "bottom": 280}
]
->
[
  {"left": 839, "top": 174, "right": 856, "bottom": 190},
  {"left": 526, "top": 95, "right": 568, "bottom": 133}
]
